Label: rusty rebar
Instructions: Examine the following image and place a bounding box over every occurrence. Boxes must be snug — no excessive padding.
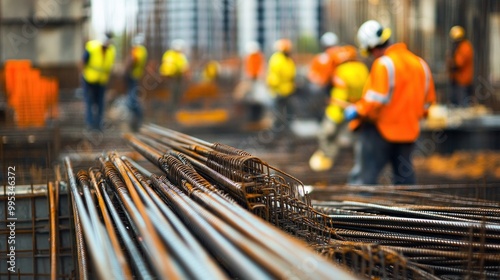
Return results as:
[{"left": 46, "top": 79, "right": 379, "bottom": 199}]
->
[
  {"left": 101, "top": 157, "right": 183, "bottom": 279},
  {"left": 48, "top": 181, "right": 57, "bottom": 280},
  {"left": 92, "top": 169, "right": 155, "bottom": 279}
]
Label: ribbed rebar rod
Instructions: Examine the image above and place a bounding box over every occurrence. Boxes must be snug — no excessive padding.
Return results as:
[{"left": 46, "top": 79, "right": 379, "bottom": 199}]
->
[
  {"left": 92, "top": 169, "right": 155, "bottom": 279},
  {"left": 150, "top": 174, "right": 273, "bottom": 280},
  {"left": 334, "top": 228, "right": 500, "bottom": 251},
  {"left": 101, "top": 157, "right": 183, "bottom": 279},
  {"left": 48, "top": 182, "right": 57, "bottom": 280},
  {"left": 328, "top": 201, "right": 482, "bottom": 223},
  {"left": 323, "top": 214, "right": 500, "bottom": 232},
  {"left": 77, "top": 170, "right": 121, "bottom": 272},
  {"left": 70, "top": 190, "right": 87, "bottom": 280},
  {"left": 64, "top": 157, "right": 115, "bottom": 280},
  {"left": 114, "top": 154, "right": 227, "bottom": 280},
  {"left": 122, "top": 157, "right": 229, "bottom": 279},
  {"left": 177, "top": 176, "right": 356, "bottom": 280},
  {"left": 88, "top": 169, "right": 133, "bottom": 280}
]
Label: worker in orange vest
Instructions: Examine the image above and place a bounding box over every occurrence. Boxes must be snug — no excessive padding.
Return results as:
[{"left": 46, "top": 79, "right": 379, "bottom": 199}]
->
[
  {"left": 307, "top": 32, "right": 340, "bottom": 121},
  {"left": 344, "top": 20, "right": 436, "bottom": 185},
  {"left": 447, "top": 25, "right": 474, "bottom": 107},
  {"left": 243, "top": 41, "right": 267, "bottom": 127}
]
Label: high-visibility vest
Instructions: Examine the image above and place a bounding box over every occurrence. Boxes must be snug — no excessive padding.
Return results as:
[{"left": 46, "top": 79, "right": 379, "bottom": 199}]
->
[
  {"left": 350, "top": 43, "right": 436, "bottom": 142},
  {"left": 451, "top": 40, "right": 474, "bottom": 86},
  {"left": 245, "top": 51, "right": 265, "bottom": 79},
  {"left": 130, "top": 45, "right": 148, "bottom": 80},
  {"left": 307, "top": 46, "right": 339, "bottom": 87},
  {"left": 83, "top": 40, "right": 116, "bottom": 85},
  {"left": 202, "top": 61, "right": 219, "bottom": 82},
  {"left": 160, "top": 50, "right": 189, "bottom": 77},
  {"left": 326, "top": 61, "right": 369, "bottom": 123},
  {"left": 266, "top": 52, "right": 296, "bottom": 97}
]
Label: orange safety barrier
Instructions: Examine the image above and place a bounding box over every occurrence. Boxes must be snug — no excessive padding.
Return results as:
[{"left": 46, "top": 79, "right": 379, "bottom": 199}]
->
[{"left": 3, "top": 60, "right": 59, "bottom": 128}]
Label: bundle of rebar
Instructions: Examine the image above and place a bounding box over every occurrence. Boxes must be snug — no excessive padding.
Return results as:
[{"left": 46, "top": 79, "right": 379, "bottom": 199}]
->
[
  {"left": 63, "top": 132, "right": 356, "bottom": 279},
  {"left": 311, "top": 185, "right": 500, "bottom": 279},
  {"left": 62, "top": 124, "right": 500, "bottom": 279}
]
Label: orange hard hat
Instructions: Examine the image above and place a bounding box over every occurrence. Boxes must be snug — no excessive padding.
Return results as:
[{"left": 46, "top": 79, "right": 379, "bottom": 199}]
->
[
  {"left": 331, "top": 45, "right": 358, "bottom": 65},
  {"left": 274, "top": 39, "right": 293, "bottom": 52}
]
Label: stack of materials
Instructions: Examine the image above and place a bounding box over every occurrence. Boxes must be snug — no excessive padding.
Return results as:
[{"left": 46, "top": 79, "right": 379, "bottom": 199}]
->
[
  {"left": 63, "top": 124, "right": 500, "bottom": 279},
  {"left": 311, "top": 185, "right": 500, "bottom": 279},
  {"left": 63, "top": 124, "right": 355, "bottom": 279},
  {"left": 4, "top": 60, "right": 59, "bottom": 127}
]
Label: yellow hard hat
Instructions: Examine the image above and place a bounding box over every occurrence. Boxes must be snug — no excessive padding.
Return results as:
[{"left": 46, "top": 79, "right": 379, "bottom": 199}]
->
[{"left": 449, "top": 26, "right": 465, "bottom": 41}]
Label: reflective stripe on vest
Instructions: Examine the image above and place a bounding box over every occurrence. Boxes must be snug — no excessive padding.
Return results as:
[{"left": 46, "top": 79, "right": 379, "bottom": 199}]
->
[
  {"left": 419, "top": 58, "right": 431, "bottom": 110},
  {"left": 363, "top": 55, "right": 395, "bottom": 104}
]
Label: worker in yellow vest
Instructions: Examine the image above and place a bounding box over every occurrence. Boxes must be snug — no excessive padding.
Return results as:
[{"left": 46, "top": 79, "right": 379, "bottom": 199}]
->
[
  {"left": 125, "top": 34, "right": 148, "bottom": 131},
  {"left": 160, "top": 39, "right": 189, "bottom": 114},
  {"left": 266, "top": 39, "right": 296, "bottom": 141},
  {"left": 309, "top": 45, "right": 369, "bottom": 171},
  {"left": 81, "top": 32, "right": 116, "bottom": 131}
]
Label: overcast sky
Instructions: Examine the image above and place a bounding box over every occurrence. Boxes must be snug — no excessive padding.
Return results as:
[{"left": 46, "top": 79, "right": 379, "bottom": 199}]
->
[{"left": 90, "top": 0, "right": 138, "bottom": 37}]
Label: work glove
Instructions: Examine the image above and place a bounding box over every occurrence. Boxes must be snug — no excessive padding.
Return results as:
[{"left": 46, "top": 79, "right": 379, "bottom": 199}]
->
[{"left": 343, "top": 105, "right": 358, "bottom": 121}]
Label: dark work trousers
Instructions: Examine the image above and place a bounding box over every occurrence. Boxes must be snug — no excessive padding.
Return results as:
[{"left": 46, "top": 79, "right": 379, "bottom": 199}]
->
[
  {"left": 348, "top": 123, "right": 416, "bottom": 185},
  {"left": 272, "top": 95, "right": 294, "bottom": 136},
  {"left": 449, "top": 81, "right": 473, "bottom": 107},
  {"left": 83, "top": 79, "right": 106, "bottom": 131},
  {"left": 126, "top": 75, "right": 143, "bottom": 131}
]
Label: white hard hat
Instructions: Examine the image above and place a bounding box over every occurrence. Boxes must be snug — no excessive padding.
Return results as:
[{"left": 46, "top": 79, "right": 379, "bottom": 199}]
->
[
  {"left": 320, "top": 32, "right": 338, "bottom": 48},
  {"left": 171, "top": 39, "right": 186, "bottom": 51},
  {"left": 357, "top": 20, "right": 391, "bottom": 55},
  {"left": 245, "top": 41, "right": 260, "bottom": 54}
]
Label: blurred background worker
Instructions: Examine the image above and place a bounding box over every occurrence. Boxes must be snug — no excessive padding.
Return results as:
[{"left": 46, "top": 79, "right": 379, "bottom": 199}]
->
[
  {"left": 81, "top": 32, "right": 116, "bottom": 131},
  {"left": 160, "top": 39, "right": 189, "bottom": 114},
  {"left": 125, "top": 34, "right": 148, "bottom": 132},
  {"left": 201, "top": 60, "right": 220, "bottom": 82},
  {"left": 344, "top": 20, "right": 436, "bottom": 185},
  {"left": 447, "top": 25, "right": 474, "bottom": 107},
  {"left": 241, "top": 41, "right": 267, "bottom": 128},
  {"left": 266, "top": 39, "right": 296, "bottom": 141},
  {"left": 309, "top": 45, "right": 369, "bottom": 172},
  {"left": 307, "top": 32, "right": 340, "bottom": 122}
]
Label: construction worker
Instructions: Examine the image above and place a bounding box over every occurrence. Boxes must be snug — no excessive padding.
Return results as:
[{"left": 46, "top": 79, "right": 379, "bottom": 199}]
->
[
  {"left": 447, "top": 25, "right": 474, "bottom": 107},
  {"left": 242, "top": 41, "right": 266, "bottom": 127},
  {"left": 201, "top": 60, "right": 220, "bottom": 82},
  {"left": 81, "top": 32, "right": 116, "bottom": 131},
  {"left": 266, "top": 39, "right": 296, "bottom": 139},
  {"left": 344, "top": 20, "right": 436, "bottom": 185},
  {"left": 160, "top": 39, "right": 189, "bottom": 113},
  {"left": 125, "top": 34, "right": 148, "bottom": 131},
  {"left": 307, "top": 32, "right": 340, "bottom": 121},
  {"left": 309, "top": 45, "right": 369, "bottom": 171}
]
